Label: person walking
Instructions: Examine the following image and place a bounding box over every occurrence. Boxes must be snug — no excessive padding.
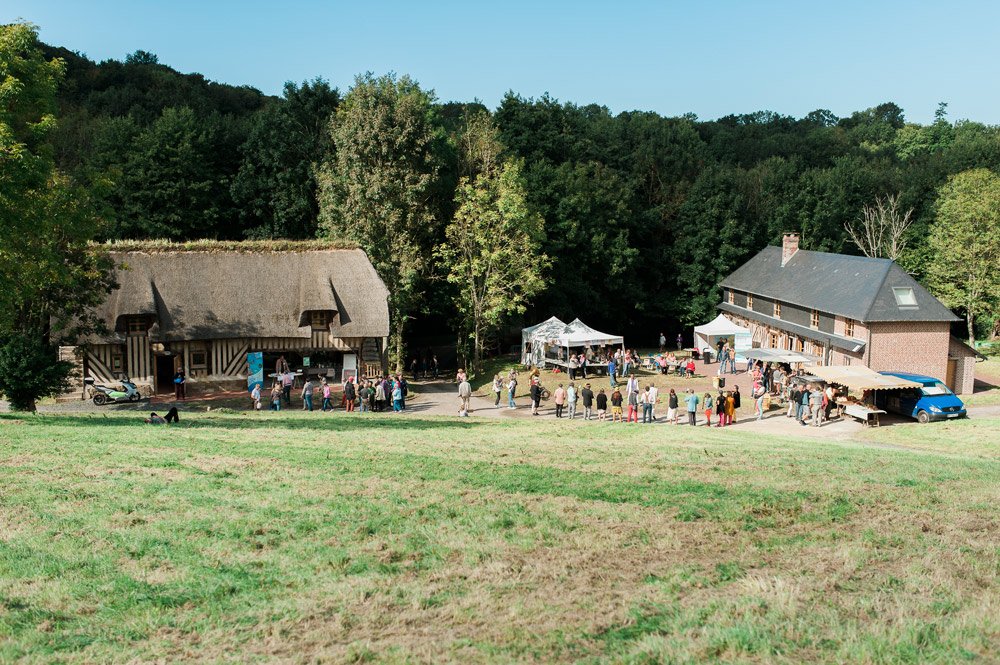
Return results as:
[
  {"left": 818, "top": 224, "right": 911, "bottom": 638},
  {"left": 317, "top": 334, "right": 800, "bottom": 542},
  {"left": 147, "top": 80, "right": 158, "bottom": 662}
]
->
[
  {"left": 676, "top": 333, "right": 683, "bottom": 350},
  {"left": 579, "top": 354, "right": 588, "bottom": 380},
  {"left": 553, "top": 383, "right": 567, "bottom": 418},
  {"left": 725, "top": 391, "right": 736, "bottom": 425},
  {"left": 627, "top": 388, "right": 639, "bottom": 423},
  {"left": 581, "top": 383, "right": 594, "bottom": 420},
  {"left": 659, "top": 333, "right": 666, "bottom": 353},
  {"left": 787, "top": 382, "right": 800, "bottom": 418},
  {"left": 703, "top": 392, "right": 714, "bottom": 426},
  {"left": 626, "top": 373, "right": 638, "bottom": 403},
  {"left": 530, "top": 380, "right": 541, "bottom": 416},
  {"left": 374, "top": 379, "right": 385, "bottom": 412},
  {"left": 507, "top": 374, "right": 518, "bottom": 409},
  {"left": 567, "top": 382, "right": 578, "bottom": 419},
  {"left": 250, "top": 383, "right": 261, "bottom": 410},
  {"left": 611, "top": 388, "right": 624, "bottom": 423},
  {"left": 641, "top": 386, "right": 653, "bottom": 424},
  {"left": 716, "top": 390, "right": 726, "bottom": 427},
  {"left": 432, "top": 355, "right": 440, "bottom": 379},
  {"left": 684, "top": 389, "right": 700, "bottom": 425},
  {"left": 667, "top": 388, "right": 679, "bottom": 425},
  {"left": 596, "top": 388, "right": 608, "bottom": 421},
  {"left": 392, "top": 380, "right": 403, "bottom": 412},
  {"left": 607, "top": 358, "right": 617, "bottom": 387},
  {"left": 343, "top": 378, "right": 355, "bottom": 412},
  {"left": 733, "top": 385, "right": 742, "bottom": 423},
  {"left": 492, "top": 374, "right": 503, "bottom": 408},
  {"left": 648, "top": 384, "right": 659, "bottom": 421},
  {"left": 798, "top": 386, "right": 810, "bottom": 425},
  {"left": 281, "top": 371, "right": 294, "bottom": 406},
  {"left": 810, "top": 386, "right": 824, "bottom": 426},
  {"left": 718, "top": 346, "right": 729, "bottom": 375},
  {"left": 302, "top": 378, "right": 315, "bottom": 411},
  {"left": 270, "top": 382, "right": 282, "bottom": 411},
  {"left": 753, "top": 382, "right": 766, "bottom": 420},
  {"left": 174, "top": 367, "right": 186, "bottom": 400},
  {"left": 455, "top": 376, "right": 470, "bottom": 414}
]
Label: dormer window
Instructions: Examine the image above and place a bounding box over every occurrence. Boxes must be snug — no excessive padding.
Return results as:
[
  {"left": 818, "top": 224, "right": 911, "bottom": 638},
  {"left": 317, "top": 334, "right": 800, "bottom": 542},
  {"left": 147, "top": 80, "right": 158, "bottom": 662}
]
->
[
  {"left": 893, "top": 287, "right": 917, "bottom": 307},
  {"left": 747, "top": 294, "right": 754, "bottom": 310},
  {"left": 127, "top": 316, "right": 147, "bottom": 334},
  {"left": 774, "top": 302, "right": 781, "bottom": 319},
  {"left": 310, "top": 311, "right": 329, "bottom": 329},
  {"left": 845, "top": 318, "right": 855, "bottom": 338},
  {"left": 729, "top": 290, "right": 734, "bottom": 304}
]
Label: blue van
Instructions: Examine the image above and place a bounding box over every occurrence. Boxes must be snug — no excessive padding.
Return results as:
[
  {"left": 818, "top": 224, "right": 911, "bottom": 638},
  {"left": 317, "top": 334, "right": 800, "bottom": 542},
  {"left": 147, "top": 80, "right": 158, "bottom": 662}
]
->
[{"left": 875, "top": 372, "right": 966, "bottom": 423}]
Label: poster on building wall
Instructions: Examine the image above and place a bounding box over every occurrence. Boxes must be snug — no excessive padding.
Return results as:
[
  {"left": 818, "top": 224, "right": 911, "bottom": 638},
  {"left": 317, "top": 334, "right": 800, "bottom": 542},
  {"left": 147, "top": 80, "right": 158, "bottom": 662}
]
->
[
  {"left": 247, "top": 352, "right": 263, "bottom": 393},
  {"left": 733, "top": 333, "right": 752, "bottom": 362}
]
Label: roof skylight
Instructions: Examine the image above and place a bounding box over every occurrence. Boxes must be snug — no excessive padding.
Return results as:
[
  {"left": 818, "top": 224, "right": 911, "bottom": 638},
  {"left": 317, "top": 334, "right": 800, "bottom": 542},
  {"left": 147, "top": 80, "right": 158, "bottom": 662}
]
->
[{"left": 893, "top": 287, "right": 917, "bottom": 307}]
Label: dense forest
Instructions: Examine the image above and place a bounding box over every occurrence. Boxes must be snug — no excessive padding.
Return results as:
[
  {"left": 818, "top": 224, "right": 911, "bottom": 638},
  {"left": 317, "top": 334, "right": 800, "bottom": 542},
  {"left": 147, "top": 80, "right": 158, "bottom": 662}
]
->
[{"left": 37, "top": 40, "right": 1000, "bottom": 354}]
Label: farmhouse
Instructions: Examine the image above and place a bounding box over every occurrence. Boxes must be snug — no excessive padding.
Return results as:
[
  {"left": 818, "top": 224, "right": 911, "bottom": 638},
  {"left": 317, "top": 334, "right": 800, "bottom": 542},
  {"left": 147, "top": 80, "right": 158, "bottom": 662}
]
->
[
  {"left": 64, "top": 244, "right": 389, "bottom": 395},
  {"left": 717, "top": 234, "right": 979, "bottom": 394}
]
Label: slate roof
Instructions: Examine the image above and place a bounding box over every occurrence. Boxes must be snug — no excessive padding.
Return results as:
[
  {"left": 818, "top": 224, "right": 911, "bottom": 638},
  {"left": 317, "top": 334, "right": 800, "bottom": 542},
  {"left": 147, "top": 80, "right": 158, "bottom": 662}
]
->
[{"left": 719, "top": 246, "right": 959, "bottom": 323}]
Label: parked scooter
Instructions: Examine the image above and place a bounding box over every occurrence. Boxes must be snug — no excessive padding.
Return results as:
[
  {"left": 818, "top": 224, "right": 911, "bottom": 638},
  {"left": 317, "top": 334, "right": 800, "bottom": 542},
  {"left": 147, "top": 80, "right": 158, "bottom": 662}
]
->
[{"left": 85, "top": 377, "right": 142, "bottom": 405}]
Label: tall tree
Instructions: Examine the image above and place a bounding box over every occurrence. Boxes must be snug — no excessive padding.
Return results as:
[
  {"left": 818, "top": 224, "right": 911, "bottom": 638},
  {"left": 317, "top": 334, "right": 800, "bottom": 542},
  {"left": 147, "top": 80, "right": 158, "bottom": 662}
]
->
[
  {"left": 317, "top": 73, "right": 445, "bottom": 370},
  {"left": 232, "top": 78, "right": 340, "bottom": 238},
  {"left": 0, "top": 22, "right": 116, "bottom": 410},
  {"left": 436, "top": 116, "right": 546, "bottom": 374},
  {"left": 925, "top": 168, "right": 1000, "bottom": 346},
  {"left": 845, "top": 194, "right": 914, "bottom": 260}
]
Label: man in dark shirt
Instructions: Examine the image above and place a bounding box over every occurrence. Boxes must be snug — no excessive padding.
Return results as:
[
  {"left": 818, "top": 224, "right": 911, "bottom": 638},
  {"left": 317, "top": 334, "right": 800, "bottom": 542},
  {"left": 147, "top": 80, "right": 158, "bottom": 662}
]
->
[
  {"left": 530, "top": 381, "right": 541, "bottom": 416},
  {"left": 580, "top": 383, "right": 595, "bottom": 420}
]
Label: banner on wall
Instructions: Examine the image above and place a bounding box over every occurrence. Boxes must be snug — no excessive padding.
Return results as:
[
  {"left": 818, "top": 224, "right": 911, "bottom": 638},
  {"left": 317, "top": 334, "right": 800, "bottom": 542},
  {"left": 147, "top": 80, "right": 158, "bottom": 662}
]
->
[
  {"left": 247, "top": 352, "right": 263, "bottom": 393},
  {"left": 734, "top": 333, "right": 752, "bottom": 362}
]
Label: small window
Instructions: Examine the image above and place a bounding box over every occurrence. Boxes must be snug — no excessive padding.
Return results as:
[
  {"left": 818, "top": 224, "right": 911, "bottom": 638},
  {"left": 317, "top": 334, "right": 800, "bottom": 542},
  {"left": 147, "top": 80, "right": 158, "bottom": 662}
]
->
[
  {"left": 128, "top": 316, "right": 146, "bottom": 334},
  {"left": 748, "top": 294, "right": 754, "bottom": 310},
  {"left": 795, "top": 338, "right": 804, "bottom": 352},
  {"left": 769, "top": 332, "right": 778, "bottom": 348},
  {"left": 112, "top": 354, "right": 123, "bottom": 371},
  {"left": 844, "top": 318, "right": 855, "bottom": 338},
  {"left": 813, "top": 343, "right": 824, "bottom": 356},
  {"left": 893, "top": 287, "right": 917, "bottom": 307},
  {"left": 191, "top": 351, "right": 207, "bottom": 368},
  {"left": 843, "top": 356, "right": 851, "bottom": 366},
  {"left": 773, "top": 302, "right": 781, "bottom": 319},
  {"left": 729, "top": 290, "right": 735, "bottom": 304},
  {"left": 310, "top": 311, "right": 328, "bottom": 329},
  {"left": 810, "top": 310, "right": 819, "bottom": 329}
]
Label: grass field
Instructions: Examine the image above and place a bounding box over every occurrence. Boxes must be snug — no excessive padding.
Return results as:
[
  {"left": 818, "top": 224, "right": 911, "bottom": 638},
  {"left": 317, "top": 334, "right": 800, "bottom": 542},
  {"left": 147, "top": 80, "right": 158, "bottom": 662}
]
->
[{"left": 1, "top": 411, "right": 999, "bottom": 664}]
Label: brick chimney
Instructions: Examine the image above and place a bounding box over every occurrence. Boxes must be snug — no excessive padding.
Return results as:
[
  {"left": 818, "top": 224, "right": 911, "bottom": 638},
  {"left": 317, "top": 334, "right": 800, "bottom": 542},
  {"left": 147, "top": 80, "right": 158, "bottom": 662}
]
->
[{"left": 781, "top": 233, "right": 800, "bottom": 266}]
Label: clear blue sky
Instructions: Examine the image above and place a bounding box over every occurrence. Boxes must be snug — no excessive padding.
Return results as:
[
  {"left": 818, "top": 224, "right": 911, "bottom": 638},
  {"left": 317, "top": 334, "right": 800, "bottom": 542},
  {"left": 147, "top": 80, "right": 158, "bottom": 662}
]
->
[{"left": 9, "top": 0, "right": 1000, "bottom": 125}]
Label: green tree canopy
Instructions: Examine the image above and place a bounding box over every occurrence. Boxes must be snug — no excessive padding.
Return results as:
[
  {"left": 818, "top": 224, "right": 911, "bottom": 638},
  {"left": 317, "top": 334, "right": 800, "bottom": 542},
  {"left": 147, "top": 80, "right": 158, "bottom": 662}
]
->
[
  {"left": 317, "top": 73, "right": 446, "bottom": 369},
  {"left": 0, "top": 22, "right": 116, "bottom": 410},
  {"left": 925, "top": 168, "right": 1000, "bottom": 345}
]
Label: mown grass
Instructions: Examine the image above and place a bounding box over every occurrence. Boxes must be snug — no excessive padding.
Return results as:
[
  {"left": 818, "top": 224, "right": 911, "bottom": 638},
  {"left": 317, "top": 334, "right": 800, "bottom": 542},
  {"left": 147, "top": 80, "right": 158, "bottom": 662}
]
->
[{"left": 1, "top": 411, "right": 998, "bottom": 664}]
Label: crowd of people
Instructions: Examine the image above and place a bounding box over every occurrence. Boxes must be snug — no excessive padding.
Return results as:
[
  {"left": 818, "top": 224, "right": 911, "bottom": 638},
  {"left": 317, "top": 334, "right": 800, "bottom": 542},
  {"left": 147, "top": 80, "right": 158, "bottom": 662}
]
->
[{"left": 250, "top": 370, "right": 412, "bottom": 414}]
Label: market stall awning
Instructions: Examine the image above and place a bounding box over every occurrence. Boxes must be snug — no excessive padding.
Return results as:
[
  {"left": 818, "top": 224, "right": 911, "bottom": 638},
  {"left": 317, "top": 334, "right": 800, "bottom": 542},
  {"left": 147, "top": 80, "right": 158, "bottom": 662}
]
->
[
  {"left": 807, "top": 365, "right": 923, "bottom": 391},
  {"left": 742, "top": 348, "right": 821, "bottom": 364}
]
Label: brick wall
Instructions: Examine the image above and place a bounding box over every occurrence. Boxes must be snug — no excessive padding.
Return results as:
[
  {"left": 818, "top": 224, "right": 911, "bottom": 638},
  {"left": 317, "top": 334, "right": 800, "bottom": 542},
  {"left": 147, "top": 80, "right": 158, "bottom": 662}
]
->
[
  {"left": 866, "top": 322, "right": 951, "bottom": 382},
  {"left": 948, "top": 336, "right": 977, "bottom": 395}
]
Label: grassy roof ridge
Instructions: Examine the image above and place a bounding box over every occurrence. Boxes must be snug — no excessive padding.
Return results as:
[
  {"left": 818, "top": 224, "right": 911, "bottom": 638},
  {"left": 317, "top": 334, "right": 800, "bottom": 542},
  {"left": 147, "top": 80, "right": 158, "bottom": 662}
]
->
[{"left": 94, "top": 238, "right": 359, "bottom": 253}]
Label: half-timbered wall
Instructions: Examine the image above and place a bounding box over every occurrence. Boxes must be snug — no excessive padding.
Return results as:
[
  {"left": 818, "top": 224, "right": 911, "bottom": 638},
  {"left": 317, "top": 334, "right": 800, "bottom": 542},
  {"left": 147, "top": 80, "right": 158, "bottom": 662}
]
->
[
  {"left": 126, "top": 335, "right": 152, "bottom": 383},
  {"left": 84, "top": 344, "right": 125, "bottom": 383},
  {"left": 210, "top": 339, "right": 249, "bottom": 378}
]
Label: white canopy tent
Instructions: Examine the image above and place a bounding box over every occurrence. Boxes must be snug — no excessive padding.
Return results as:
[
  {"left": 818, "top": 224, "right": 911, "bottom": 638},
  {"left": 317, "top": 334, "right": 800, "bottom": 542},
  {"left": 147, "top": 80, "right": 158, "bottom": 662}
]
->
[
  {"left": 693, "top": 314, "right": 752, "bottom": 360},
  {"left": 742, "top": 348, "right": 821, "bottom": 364},
  {"left": 521, "top": 316, "right": 567, "bottom": 366},
  {"left": 521, "top": 317, "right": 623, "bottom": 367}
]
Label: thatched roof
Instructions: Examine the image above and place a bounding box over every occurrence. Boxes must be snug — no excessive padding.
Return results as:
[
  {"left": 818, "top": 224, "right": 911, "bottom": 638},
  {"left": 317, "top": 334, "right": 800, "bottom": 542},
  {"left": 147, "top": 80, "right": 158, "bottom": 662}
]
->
[{"left": 90, "top": 248, "right": 389, "bottom": 343}]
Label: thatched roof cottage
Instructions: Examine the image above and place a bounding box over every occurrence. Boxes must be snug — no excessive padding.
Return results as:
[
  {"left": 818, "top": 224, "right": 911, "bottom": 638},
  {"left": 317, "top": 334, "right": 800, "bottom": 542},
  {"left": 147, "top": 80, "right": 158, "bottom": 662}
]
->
[{"left": 67, "top": 243, "right": 389, "bottom": 394}]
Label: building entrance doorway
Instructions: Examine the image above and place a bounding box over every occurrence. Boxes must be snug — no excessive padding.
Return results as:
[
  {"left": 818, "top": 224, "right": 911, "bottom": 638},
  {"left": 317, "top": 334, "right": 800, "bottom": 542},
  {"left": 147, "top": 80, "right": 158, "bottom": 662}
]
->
[{"left": 155, "top": 355, "right": 178, "bottom": 394}]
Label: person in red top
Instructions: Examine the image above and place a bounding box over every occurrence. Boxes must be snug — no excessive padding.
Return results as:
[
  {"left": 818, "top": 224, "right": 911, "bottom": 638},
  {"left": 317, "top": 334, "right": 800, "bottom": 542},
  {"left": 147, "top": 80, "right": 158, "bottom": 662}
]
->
[{"left": 686, "top": 359, "right": 696, "bottom": 376}]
